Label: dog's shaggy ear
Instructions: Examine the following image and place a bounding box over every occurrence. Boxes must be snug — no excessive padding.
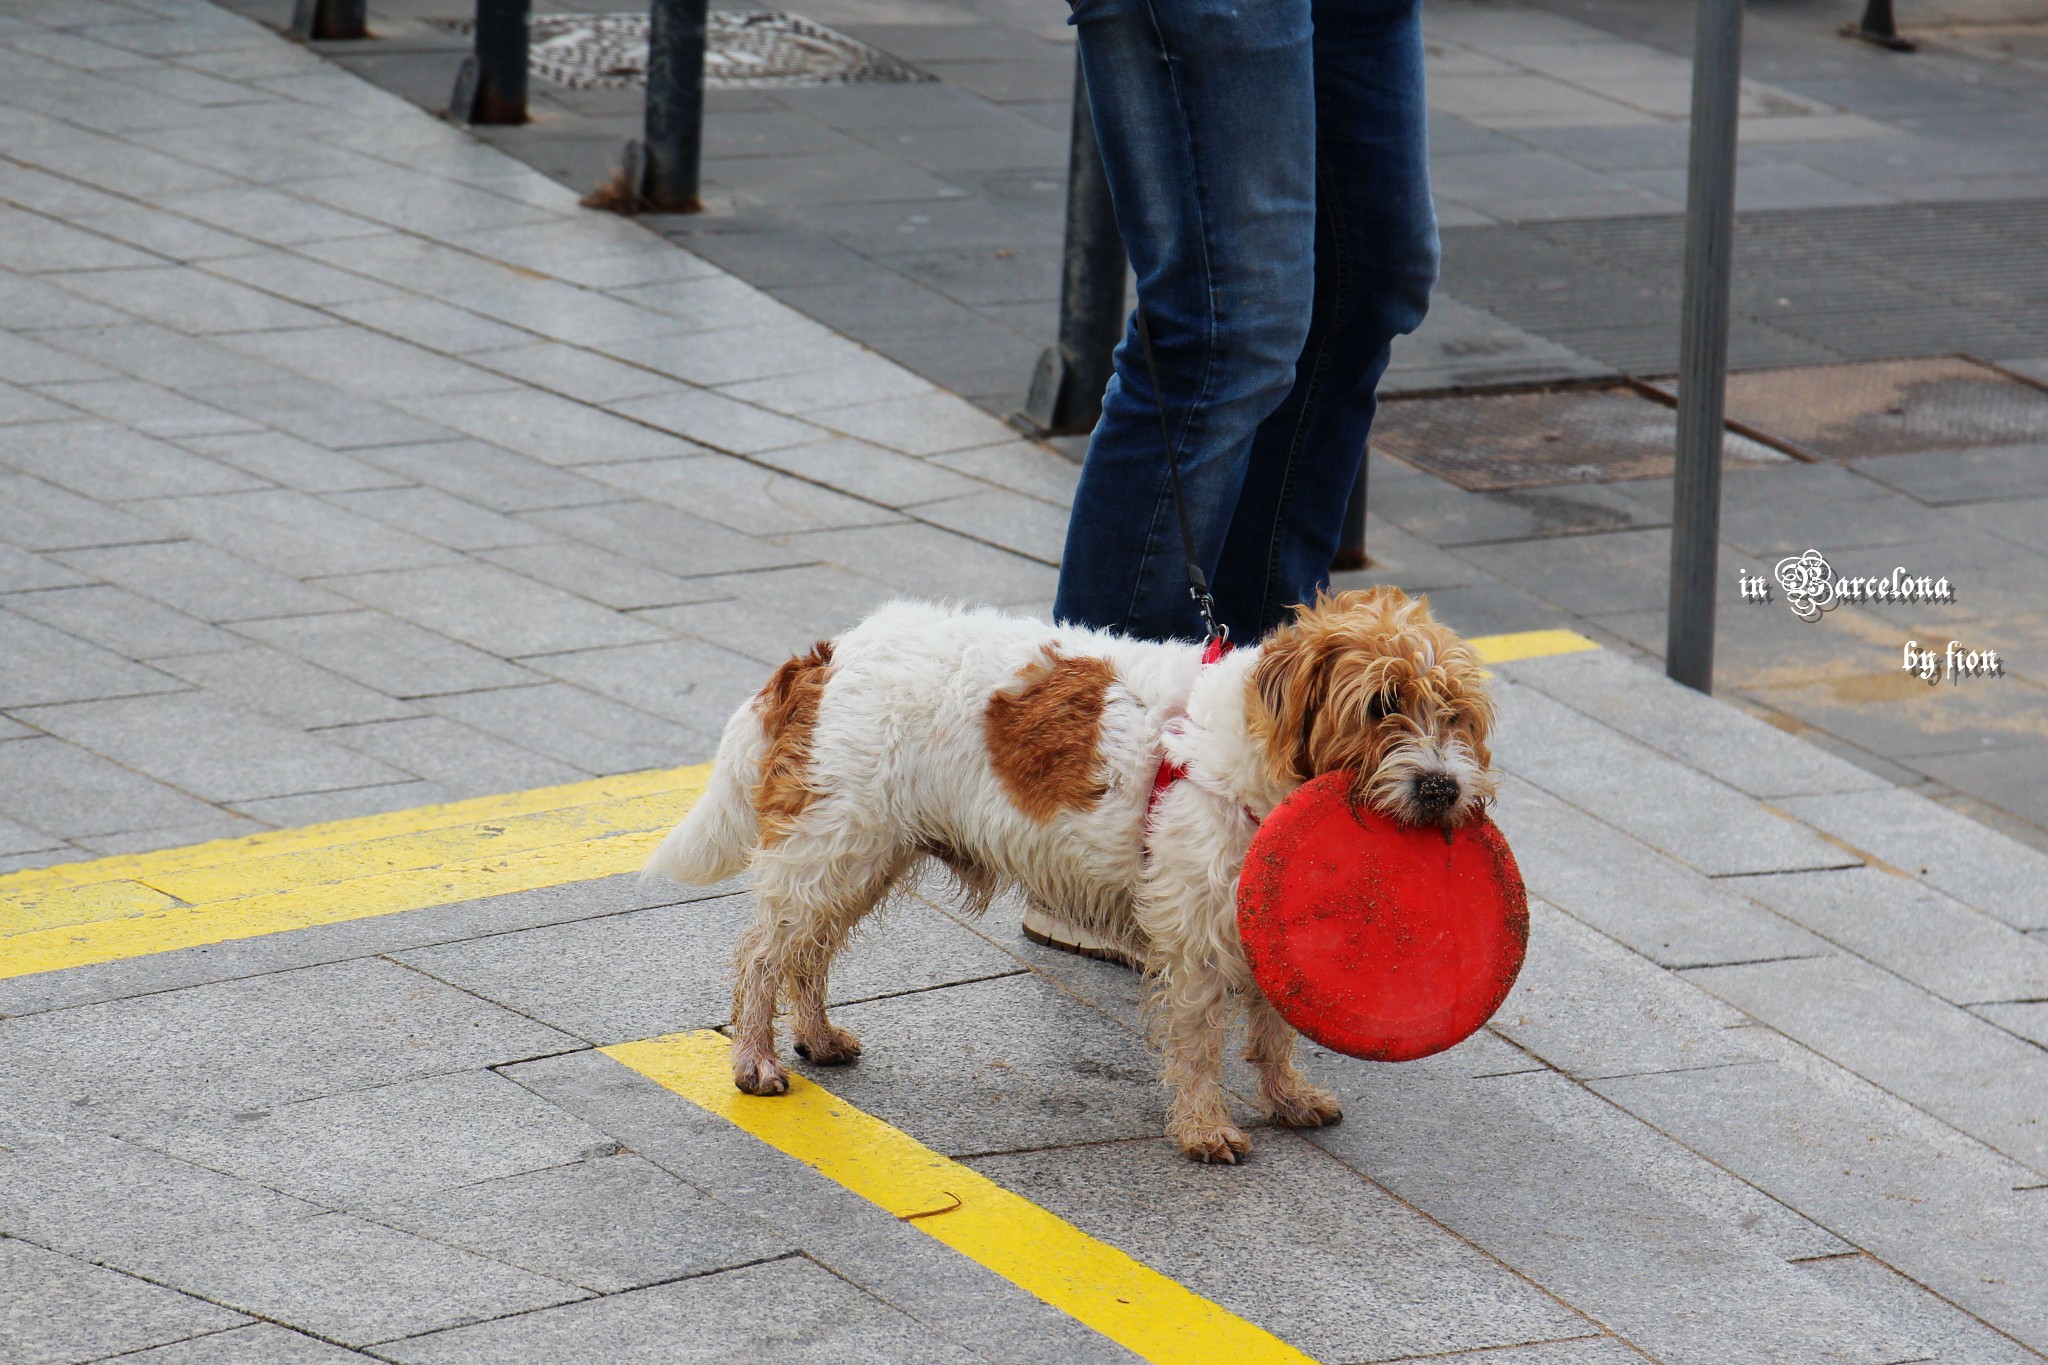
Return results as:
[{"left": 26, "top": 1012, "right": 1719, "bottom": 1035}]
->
[{"left": 1248, "top": 587, "right": 1494, "bottom": 784}]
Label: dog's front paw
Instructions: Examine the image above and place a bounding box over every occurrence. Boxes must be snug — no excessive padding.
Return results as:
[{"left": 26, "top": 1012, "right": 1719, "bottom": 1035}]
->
[
  {"left": 1266, "top": 1084, "right": 1343, "bottom": 1129},
  {"left": 1179, "top": 1124, "right": 1252, "bottom": 1165},
  {"left": 732, "top": 1055, "right": 789, "bottom": 1095},
  {"left": 794, "top": 1024, "right": 863, "bottom": 1066}
]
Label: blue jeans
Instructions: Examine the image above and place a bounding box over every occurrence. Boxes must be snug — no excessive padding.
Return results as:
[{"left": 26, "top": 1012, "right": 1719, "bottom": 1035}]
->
[{"left": 1052, "top": 0, "right": 1437, "bottom": 642}]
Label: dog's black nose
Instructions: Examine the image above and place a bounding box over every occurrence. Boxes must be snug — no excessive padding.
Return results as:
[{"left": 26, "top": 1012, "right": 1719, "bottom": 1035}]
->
[{"left": 1413, "top": 773, "right": 1460, "bottom": 819}]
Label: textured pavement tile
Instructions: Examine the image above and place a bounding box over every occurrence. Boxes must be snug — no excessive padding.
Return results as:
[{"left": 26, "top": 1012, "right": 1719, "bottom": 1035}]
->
[
  {"left": 329, "top": 296, "right": 540, "bottom": 354},
  {"left": 395, "top": 892, "right": 1022, "bottom": 1045},
  {"left": 140, "top": 1069, "right": 620, "bottom": 1209},
  {"left": 1719, "top": 866, "right": 2048, "bottom": 1007},
  {"left": 54, "top": 264, "right": 327, "bottom": 334},
  {"left": 350, "top": 439, "right": 617, "bottom": 512},
  {"left": 424, "top": 681, "right": 712, "bottom": 770},
  {"left": 0, "top": 956, "right": 575, "bottom": 1126},
  {"left": 128, "top": 491, "right": 452, "bottom": 577},
  {"left": 0, "top": 1237, "right": 247, "bottom": 1365},
  {"left": 0, "top": 206, "right": 166, "bottom": 273},
  {"left": 1496, "top": 682, "right": 1859, "bottom": 877},
  {"left": 976, "top": 1132, "right": 1593, "bottom": 1362},
  {"left": 323, "top": 714, "right": 585, "bottom": 792},
  {"left": 4, "top": 419, "right": 266, "bottom": 499},
  {"left": 16, "top": 690, "right": 404, "bottom": 804},
  {"left": 1494, "top": 902, "right": 1771, "bottom": 1081},
  {"left": 0, "top": 330, "right": 121, "bottom": 385},
  {"left": 1492, "top": 777, "right": 1830, "bottom": 969},
  {"left": 232, "top": 610, "right": 538, "bottom": 698},
  {"left": 1593, "top": 1033, "right": 2048, "bottom": 1350},
  {"left": 111, "top": 1211, "right": 587, "bottom": 1348},
  {"left": 774, "top": 521, "right": 1057, "bottom": 605},
  {"left": 599, "top": 320, "right": 842, "bottom": 387},
  {"left": 471, "top": 342, "right": 684, "bottom": 406},
  {"left": 1499, "top": 647, "right": 1892, "bottom": 800},
  {"left": 716, "top": 354, "right": 934, "bottom": 416},
  {"left": 781, "top": 972, "right": 1167, "bottom": 1155},
  {"left": 501, "top": 1046, "right": 1141, "bottom": 1364},
  {"left": 31, "top": 320, "right": 299, "bottom": 392},
  {"left": 153, "top": 644, "right": 418, "bottom": 728},
  {"left": 33, "top": 377, "right": 259, "bottom": 439},
  {"left": 199, "top": 253, "right": 402, "bottom": 308},
  {"left": 611, "top": 387, "right": 826, "bottom": 455},
  {"left": 367, "top": 1154, "right": 792, "bottom": 1293},
  {"left": 187, "top": 377, "right": 458, "bottom": 451},
  {"left": 1976, "top": 1001, "right": 2048, "bottom": 1050},
  {"left": 220, "top": 325, "right": 514, "bottom": 401},
  {"left": 1426, "top": 1342, "right": 1649, "bottom": 1365},
  {"left": 0, "top": 608, "right": 184, "bottom": 707},
  {"left": 440, "top": 280, "right": 698, "bottom": 351},
  {"left": 380, "top": 1255, "right": 980, "bottom": 1364},
  {"left": 3, "top": 583, "right": 238, "bottom": 658},
  {"left": 806, "top": 390, "right": 1016, "bottom": 456},
  {"left": 0, "top": 734, "right": 227, "bottom": 843},
  {"left": 0, "top": 1132, "right": 321, "bottom": 1262},
  {"left": 0, "top": 472, "right": 165, "bottom": 551},
  {"left": 0, "top": 383, "right": 75, "bottom": 426},
  {"left": 1777, "top": 787, "right": 2048, "bottom": 931},
  {"left": 1298, "top": 1065, "right": 1906, "bottom": 1365},
  {"left": 475, "top": 541, "right": 725, "bottom": 612},
  {"left": 520, "top": 636, "right": 766, "bottom": 733},
  {"left": 756, "top": 435, "right": 988, "bottom": 507},
  {"left": 229, "top": 781, "right": 452, "bottom": 828},
  {"left": 394, "top": 389, "right": 704, "bottom": 466},
  {"left": 0, "top": 812, "right": 65, "bottom": 857},
  {"left": 106, "top": 1323, "right": 377, "bottom": 1363},
  {"left": 1795, "top": 1253, "right": 2046, "bottom": 1365},
  {"left": 177, "top": 434, "right": 409, "bottom": 495},
  {"left": 1852, "top": 444, "right": 2048, "bottom": 508},
  {"left": 292, "top": 169, "right": 563, "bottom": 238},
  {"left": 1686, "top": 954, "right": 2048, "bottom": 1175},
  {"left": 524, "top": 498, "right": 808, "bottom": 578},
  {"left": 321, "top": 486, "right": 550, "bottom": 551},
  {"left": 909, "top": 485, "right": 1068, "bottom": 564},
  {"left": 582, "top": 453, "right": 899, "bottom": 536},
  {"left": 322, "top": 561, "right": 666, "bottom": 657}
]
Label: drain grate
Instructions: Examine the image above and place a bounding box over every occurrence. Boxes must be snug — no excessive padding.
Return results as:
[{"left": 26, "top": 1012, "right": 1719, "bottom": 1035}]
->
[
  {"left": 1718, "top": 357, "right": 2048, "bottom": 461},
  {"left": 1371, "top": 385, "right": 1788, "bottom": 491},
  {"left": 431, "top": 11, "right": 931, "bottom": 89}
]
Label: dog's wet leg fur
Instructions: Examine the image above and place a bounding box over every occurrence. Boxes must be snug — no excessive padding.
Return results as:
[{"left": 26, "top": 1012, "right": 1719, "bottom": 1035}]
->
[
  {"left": 1153, "top": 965, "right": 1252, "bottom": 1163},
  {"left": 1245, "top": 992, "right": 1342, "bottom": 1128},
  {"left": 786, "top": 853, "right": 911, "bottom": 1065}
]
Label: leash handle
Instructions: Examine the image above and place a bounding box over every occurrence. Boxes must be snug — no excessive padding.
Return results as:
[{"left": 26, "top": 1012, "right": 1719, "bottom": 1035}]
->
[{"left": 1133, "top": 310, "right": 1225, "bottom": 645}]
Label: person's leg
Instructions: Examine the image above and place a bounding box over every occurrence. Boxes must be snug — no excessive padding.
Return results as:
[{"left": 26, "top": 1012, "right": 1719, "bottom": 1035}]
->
[
  {"left": 1210, "top": 0, "right": 1436, "bottom": 638},
  {"left": 1052, "top": 0, "right": 1317, "bottom": 643}
]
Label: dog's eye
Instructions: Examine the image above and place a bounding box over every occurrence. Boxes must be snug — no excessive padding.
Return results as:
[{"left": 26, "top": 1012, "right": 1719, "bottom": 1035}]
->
[{"left": 1366, "top": 689, "right": 1397, "bottom": 721}]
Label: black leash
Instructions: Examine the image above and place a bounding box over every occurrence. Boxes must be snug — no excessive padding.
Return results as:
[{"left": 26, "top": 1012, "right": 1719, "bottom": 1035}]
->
[{"left": 1132, "top": 311, "right": 1225, "bottom": 645}]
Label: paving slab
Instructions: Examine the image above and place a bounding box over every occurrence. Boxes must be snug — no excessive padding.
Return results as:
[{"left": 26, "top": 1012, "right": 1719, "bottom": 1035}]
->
[
  {"left": 322, "top": 561, "right": 668, "bottom": 658},
  {"left": 0, "top": 1236, "right": 247, "bottom": 1365},
  {"left": 106, "top": 1323, "right": 379, "bottom": 1363}
]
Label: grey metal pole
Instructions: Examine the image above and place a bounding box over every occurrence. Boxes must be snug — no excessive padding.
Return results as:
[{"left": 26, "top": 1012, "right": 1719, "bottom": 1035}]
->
[
  {"left": 1021, "top": 55, "right": 1128, "bottom": 437},
  {"left": 450, "top": 0, "right": 529, "bottom": 125},
  {"left": 624, "top": 0, "right": 710, "bottom": 212},
  {"left": 1665, "top": 0, "right": 1744, "bottom": 694},
  {"left": 289, "top": 0, "right": 366, "bottom": 40}
]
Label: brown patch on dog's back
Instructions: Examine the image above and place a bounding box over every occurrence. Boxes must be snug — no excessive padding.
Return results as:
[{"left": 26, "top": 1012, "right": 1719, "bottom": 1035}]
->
[
  {"left": 754, "top": 640, "right": 833, "bottom": 845},
  {"left": 985, "top": 648, "right": 1116, "bottom": 822}
]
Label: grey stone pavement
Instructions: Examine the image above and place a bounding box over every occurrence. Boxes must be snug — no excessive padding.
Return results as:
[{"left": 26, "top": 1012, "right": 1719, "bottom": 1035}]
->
[
  {"left": 210, "top": 0, "right": 2048, "bottom": 852},
  {"left": 4, "top": 0, "right": 2048, "bottom": 1362}
]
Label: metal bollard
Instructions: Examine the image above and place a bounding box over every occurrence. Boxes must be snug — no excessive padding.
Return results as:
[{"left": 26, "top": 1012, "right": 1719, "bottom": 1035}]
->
[
  {"left": 1331, "top": 455, "right": 1368, "bottom": 572},
  {"left": 1021, "top": 56, "right": 1128, "bottom": 437},
  {"left": 1665, "top": 0, "right": 1744, "bottom": 695},
  {"left": 450, "top": 0, "right": 530, "bottom": 125},
  {"left": 622, "top": 0, "right": 711, "bottom": 212},
  {"left": 1842, "top": 0, "right": 1915, "bottom": 51},
  {"left": 289, "top": 0, "right": 366, "bottom": 41}
]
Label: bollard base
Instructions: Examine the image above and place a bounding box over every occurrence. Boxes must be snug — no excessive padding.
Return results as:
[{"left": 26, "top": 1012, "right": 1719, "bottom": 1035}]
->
[
  {"left": 1018, "top": 344, "right": 1105, "bottom": 438},
  {"left": 289, "top": 0, "right": 367, "bottom": 40},
  {"left": 449, "top": 56, "right": 528, "bottom": 125},
  {"left": 624, "top": 140, "right": 703, "bottom": 215},
  {"left": 1840, "top": 22, "right": 1915, "bottom": 50}
]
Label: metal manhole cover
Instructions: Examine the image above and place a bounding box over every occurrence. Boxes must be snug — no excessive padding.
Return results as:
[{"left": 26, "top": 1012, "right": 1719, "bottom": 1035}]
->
[
  {"left": 1718, "top": 357, "right": 2048, "bottom": 461},
  {"left": 432, "top": 12, "right": 932, "bottom": 89},
  {"left": 1371, "top": 385, "right": 1787, "bottom": 492}
]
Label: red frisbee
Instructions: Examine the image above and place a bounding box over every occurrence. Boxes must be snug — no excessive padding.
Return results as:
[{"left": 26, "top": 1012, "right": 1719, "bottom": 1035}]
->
[{"left": 1237, "top": 771, "right": 1528, "bottom": 1062}]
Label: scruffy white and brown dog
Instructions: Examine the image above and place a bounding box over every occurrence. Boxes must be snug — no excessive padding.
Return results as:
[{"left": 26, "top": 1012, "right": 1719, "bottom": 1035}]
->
[{"left": 649, "top": 586, "right": 1496, "bottom": 1163}]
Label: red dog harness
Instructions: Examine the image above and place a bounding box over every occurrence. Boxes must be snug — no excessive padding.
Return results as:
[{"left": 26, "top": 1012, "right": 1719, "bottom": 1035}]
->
[{"left": 1147, "top": 635, "right": 1235, "bottom": 828}]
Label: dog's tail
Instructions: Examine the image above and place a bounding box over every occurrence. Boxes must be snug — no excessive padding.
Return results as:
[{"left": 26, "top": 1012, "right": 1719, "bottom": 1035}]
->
[{"left": 647, "top": 699, "right": 768, "bottom": 885}]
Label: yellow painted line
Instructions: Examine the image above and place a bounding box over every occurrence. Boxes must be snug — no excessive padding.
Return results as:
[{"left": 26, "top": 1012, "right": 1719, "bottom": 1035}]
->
[
  {"left": 604, "top": 1030, "right": 1318, "bottom": 1365},
  {"left": 0, "top": 764, "right": 712, "bottom": 981},
  {"left": 0, "top": 627, "right": 1598, "bottom": 982},
  {"left": 1470, "top": 628, "right": 1599, "bottom": 664}
]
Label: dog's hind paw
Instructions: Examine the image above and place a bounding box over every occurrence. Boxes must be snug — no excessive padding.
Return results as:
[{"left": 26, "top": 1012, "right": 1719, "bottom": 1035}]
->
[
  {"left": 732, "top": 1055, "right": 789, "bottom": 1095},
  {"left": 1179, "top": 1125, "right": 1252, "bottom": 1165},
  {"left": 1266, "top": 1085, "right": 1343, "bottom": 1129},
  {"left": 794, "top": 1024, "right": 863, "bottom": 1066}
]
